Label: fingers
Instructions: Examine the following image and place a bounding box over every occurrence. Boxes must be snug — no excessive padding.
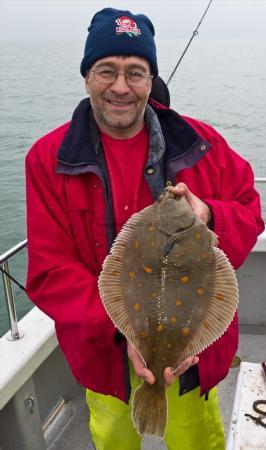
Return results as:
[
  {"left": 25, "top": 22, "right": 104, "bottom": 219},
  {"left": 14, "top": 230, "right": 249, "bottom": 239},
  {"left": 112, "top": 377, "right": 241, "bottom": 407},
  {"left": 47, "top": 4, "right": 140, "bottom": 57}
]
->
[
  {"left": 171, "top": 182, "right": 190, "bottom": 199},
  {"left": 127, "top": 343, "right": 155, "bottom": 385},
  {"left": 171, "top": 183, "right": 211, "bottom": 225},
  {"left": 164, "top": 356, "right": 199, "bottom": 386},
  {"left": 128, "top": 341, "right": 199, "bottom": 387}
]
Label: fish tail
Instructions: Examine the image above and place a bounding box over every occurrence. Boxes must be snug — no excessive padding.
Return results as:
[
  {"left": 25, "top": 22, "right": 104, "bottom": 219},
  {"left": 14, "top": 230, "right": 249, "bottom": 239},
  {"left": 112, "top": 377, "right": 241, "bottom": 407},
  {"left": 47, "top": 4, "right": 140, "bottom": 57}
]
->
[{"left": 132, "top": 382, "right": 167, "bottom": 437}]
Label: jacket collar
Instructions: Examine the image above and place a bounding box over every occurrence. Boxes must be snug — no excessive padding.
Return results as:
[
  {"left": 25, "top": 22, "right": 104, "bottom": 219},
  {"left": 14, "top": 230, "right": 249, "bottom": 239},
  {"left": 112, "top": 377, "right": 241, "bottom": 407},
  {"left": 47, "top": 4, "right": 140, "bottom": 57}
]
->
[{"left": 56, "top": 97, "right": 210, "bottom": 172}]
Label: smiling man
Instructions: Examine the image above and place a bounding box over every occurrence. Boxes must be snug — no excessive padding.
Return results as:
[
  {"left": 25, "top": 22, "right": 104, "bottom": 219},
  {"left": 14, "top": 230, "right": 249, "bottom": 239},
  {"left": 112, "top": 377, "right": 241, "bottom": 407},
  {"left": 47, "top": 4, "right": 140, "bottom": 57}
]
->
[
  {"left": 25, "top": 7, "right": 264, "bottom": 450},
  {"left": 85, "top": 56, "right": 153, "bottom": 137}
]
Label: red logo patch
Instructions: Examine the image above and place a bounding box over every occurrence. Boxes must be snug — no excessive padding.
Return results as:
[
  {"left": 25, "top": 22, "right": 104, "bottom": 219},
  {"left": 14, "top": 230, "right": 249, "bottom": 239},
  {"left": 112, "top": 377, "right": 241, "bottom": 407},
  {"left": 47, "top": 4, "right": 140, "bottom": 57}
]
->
[{"left": 115, "top": 16, "right": 141, "bottom": 37}]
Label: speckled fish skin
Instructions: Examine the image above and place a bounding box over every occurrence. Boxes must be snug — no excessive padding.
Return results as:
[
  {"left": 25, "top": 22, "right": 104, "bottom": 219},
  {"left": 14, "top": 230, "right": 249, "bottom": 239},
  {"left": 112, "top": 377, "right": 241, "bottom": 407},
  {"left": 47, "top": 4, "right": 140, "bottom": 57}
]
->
[
  {"left": 98, "top": 187, "right": 238, "bottom": 437},
  {"left": 120, "top": 190, "right": 215, "bottom": 384}
]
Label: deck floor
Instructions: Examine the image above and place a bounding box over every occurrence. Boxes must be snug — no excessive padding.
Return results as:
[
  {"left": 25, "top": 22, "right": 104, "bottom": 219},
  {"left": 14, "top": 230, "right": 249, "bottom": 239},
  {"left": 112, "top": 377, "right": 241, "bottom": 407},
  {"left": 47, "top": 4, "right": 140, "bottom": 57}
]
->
[{"left": 47, "top": 332, "right": 266, "bottom": 450}]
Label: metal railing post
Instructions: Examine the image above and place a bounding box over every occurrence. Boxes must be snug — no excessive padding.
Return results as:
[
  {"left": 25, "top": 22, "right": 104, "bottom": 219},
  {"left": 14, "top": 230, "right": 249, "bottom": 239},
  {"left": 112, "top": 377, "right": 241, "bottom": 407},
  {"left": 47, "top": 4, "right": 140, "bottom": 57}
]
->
[
  {"left": 1, "top": 260, "right": 24, "bottom": 340},
  {"left": 0, "top": 240, "right": 27, "bottom": 340}
]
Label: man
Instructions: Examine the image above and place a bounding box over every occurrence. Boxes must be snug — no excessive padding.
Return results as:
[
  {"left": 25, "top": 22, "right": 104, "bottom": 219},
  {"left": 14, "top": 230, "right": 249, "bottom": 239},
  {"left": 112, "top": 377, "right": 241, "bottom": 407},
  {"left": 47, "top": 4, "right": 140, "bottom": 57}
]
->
[{"left": 25, "top": 8, "right": 264, "bottom": 450}]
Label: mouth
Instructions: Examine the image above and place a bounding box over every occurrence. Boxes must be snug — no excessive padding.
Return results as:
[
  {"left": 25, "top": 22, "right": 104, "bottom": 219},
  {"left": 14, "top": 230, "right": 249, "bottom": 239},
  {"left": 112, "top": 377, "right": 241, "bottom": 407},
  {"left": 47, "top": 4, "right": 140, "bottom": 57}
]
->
[{"left": 105, "top": 99, "right": 135, "bottom": 111}]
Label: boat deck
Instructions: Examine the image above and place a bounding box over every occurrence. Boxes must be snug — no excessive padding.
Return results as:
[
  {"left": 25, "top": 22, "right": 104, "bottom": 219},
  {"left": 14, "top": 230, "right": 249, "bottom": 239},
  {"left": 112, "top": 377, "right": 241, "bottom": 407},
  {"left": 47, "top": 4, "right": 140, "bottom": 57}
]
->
[
  {"left": 1, "top": 233, "right": 265, "bottom": 449},
  {"left": 45, "top": 330, "right": 266, "bottom": 450}
]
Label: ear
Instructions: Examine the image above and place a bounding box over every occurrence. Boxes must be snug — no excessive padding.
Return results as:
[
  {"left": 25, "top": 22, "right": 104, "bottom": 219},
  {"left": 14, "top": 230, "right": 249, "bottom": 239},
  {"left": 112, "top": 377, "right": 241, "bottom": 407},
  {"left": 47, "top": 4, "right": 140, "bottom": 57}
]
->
[{"left": 85, "top": 75, "right": 90, "bottom": 95}]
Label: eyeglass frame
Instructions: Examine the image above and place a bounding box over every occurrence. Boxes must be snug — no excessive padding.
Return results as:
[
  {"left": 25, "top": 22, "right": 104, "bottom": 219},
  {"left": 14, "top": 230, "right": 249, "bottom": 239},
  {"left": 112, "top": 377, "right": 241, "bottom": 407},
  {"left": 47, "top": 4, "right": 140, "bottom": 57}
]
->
[{"left": 88, "top": 68, "right": 154, "bottom": 87}]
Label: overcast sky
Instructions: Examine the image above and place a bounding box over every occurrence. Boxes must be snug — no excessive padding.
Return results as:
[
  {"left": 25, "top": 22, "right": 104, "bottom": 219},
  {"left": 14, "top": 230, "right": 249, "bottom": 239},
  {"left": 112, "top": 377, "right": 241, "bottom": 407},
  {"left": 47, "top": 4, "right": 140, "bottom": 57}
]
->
[{"left": 1, "top": 0, "right": 266, "bottom": 41}]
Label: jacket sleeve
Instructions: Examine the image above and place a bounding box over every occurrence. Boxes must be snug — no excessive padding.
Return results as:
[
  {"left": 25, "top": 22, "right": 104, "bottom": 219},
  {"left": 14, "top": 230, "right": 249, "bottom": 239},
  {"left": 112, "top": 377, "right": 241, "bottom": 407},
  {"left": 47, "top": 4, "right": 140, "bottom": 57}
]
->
[
  {"left": 199, "top": 133, "right": 264, "bottom": 394},
  {"left": 178, "top": 124, "right": 264, "bottom": 395},
  {"left": 203, "top": 134, "right": 264, "bottom": 269},
  {"left": 25, "top": 142, "right": 117, "bottom": 388}
]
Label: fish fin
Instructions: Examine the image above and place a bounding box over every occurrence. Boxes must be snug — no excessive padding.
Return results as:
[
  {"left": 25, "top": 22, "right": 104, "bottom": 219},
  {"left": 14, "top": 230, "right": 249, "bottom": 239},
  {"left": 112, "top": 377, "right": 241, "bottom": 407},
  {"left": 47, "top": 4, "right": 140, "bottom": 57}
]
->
[
  {"left": 175, "top": 247, "right": 238, "bottom": 365},
  {"left": 208, "top": 229, "right": 219, "bottom": 247},
  {"left": 132, "top": 382, "right": 167, "bottom": 437},
  {"left": 98, "top": 212, "right": 145, "bottom": 354}
]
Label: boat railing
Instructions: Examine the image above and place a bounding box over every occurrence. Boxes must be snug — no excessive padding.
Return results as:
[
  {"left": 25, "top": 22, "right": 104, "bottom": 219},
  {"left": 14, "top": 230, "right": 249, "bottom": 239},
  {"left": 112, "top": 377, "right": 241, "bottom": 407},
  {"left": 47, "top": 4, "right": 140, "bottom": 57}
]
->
[
  {"left": 0, "top": 239, "right": 27, "bottom": 341},
  {"left": 0, "top": 178, "right": 266, "bottom": 341}
]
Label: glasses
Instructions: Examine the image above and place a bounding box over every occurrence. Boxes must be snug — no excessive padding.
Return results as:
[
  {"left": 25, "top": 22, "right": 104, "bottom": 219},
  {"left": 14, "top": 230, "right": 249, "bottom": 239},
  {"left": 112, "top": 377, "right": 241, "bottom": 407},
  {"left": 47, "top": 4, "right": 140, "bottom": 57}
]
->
[{"left": 90, "top": 68, "right": 153, "bottom": 87}]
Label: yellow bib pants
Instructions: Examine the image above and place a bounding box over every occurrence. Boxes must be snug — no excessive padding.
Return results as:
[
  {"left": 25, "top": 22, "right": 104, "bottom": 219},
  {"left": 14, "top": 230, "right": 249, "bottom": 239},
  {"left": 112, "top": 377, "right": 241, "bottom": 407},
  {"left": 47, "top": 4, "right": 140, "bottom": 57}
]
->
[{"left": 86, "top": 366, "right": 225, "bottom": 450}]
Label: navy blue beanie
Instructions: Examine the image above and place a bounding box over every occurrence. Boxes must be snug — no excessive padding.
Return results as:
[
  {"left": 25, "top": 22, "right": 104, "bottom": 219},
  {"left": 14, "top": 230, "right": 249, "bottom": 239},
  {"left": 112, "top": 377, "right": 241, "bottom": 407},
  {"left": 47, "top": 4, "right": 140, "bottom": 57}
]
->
[{"left": 80, "top": 8, "right": 158, "bottom": 77}]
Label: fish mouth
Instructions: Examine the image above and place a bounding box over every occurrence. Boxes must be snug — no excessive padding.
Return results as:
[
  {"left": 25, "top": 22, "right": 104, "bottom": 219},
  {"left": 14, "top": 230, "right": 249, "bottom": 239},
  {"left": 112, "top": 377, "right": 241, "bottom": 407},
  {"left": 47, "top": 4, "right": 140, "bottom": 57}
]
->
[
  {"left": 175, "top": 216, "right": 196, "bottom": 233},
  {"left": 162, "top": 217, "right": 196, "bottom": 257}
]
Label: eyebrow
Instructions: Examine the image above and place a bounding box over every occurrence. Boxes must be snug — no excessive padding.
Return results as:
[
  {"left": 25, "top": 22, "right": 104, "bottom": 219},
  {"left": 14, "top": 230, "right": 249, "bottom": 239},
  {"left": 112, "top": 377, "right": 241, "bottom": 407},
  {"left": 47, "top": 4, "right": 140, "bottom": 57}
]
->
[{"left": 94, "top": 61, "right": 150, "bottom": 73}]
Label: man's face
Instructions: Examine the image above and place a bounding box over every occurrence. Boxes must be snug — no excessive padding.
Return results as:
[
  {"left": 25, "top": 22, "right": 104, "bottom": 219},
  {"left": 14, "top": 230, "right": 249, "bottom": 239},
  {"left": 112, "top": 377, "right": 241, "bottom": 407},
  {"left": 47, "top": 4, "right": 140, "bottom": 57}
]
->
[{"left": 85, "top": 56, "right": 152, "bottom": 138}]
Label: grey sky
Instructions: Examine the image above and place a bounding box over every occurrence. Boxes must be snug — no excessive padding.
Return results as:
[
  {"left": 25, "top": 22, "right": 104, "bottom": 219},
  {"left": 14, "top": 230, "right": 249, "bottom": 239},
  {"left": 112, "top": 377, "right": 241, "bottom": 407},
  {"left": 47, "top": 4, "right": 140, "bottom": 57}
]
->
[{"left": 1, "top": 1, "right": 266, "bottom": 41}]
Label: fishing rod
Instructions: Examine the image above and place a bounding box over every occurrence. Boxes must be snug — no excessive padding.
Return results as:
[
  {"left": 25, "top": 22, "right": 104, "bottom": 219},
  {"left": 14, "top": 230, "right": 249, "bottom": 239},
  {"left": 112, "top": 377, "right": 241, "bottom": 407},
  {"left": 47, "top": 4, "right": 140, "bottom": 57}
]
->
[{"left": 166, "top": 0, "right": 214, "bottom": 86}]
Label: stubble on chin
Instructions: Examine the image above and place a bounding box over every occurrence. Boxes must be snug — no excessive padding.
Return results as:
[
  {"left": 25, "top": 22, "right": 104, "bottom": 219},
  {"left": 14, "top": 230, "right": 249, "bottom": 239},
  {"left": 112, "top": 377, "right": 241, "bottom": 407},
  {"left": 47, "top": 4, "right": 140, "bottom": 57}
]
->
[{"left": 94, "top": 107, "right": 144, "bottom": 131}]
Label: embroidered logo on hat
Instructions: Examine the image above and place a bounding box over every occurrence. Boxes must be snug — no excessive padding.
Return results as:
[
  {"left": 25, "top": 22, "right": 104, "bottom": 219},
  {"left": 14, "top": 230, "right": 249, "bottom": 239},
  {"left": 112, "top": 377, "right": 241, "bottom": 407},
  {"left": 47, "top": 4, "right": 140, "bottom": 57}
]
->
[{"left": 115, "top": 16, "right": 141, "bottom": 37}]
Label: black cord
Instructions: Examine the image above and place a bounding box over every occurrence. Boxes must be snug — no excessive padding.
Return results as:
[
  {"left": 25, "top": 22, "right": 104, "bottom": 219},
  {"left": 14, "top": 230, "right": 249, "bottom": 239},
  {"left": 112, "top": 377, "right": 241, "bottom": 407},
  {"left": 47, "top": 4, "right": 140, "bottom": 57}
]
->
[{"left": 0, "top": 266, "right": 26, "bottom": 292}]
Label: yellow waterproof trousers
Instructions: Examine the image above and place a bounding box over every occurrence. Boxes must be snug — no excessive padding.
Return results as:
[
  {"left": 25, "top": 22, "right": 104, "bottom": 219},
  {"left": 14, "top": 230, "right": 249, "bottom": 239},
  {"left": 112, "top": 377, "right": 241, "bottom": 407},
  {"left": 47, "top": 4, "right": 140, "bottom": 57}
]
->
[{"left": 86, "top": 366, "right": 225, "bottom": 450}]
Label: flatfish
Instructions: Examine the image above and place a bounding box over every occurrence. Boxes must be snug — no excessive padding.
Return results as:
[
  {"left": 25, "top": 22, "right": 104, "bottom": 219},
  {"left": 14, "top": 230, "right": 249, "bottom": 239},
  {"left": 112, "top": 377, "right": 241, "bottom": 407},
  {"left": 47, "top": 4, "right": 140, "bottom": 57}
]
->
[{"left": 98, "top": 187, "right": 238, "bottom": 437}]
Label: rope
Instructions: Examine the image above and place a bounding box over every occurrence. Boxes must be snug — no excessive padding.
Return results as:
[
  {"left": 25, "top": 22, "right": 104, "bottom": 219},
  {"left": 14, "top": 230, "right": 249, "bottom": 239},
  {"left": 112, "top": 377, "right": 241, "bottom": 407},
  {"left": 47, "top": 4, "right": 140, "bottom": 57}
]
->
[{"left": 166, "top": 0, "right": 214, "bottom": 86}]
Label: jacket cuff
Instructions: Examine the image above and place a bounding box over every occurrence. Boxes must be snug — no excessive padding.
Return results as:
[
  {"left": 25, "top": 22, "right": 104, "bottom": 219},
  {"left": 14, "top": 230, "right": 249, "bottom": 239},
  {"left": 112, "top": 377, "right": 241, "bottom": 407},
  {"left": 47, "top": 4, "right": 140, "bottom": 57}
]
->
[
  {"left": 203, "top": 199, "right": 224, "bottom": 237},
  {"left": 179, "top": 364, "right": 200, "bottom": 396}
]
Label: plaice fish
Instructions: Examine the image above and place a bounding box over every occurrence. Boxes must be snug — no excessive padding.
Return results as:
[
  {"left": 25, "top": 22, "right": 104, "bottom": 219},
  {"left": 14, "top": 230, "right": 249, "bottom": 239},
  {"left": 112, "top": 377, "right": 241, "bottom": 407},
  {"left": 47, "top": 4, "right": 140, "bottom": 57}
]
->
[{"left": 98, "top": 187, "right": 239, "bottom": 437}]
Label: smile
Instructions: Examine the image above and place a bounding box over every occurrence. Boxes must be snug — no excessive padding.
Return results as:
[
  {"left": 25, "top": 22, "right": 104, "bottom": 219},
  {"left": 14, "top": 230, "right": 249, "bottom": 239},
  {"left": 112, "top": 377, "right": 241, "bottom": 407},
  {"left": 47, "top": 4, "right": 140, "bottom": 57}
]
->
[
  {"left": 109, "top": 101, "right": 131, "bottom": 106},
  {"left": 105, "top": 99, "right": 135, "bottom": 111}
]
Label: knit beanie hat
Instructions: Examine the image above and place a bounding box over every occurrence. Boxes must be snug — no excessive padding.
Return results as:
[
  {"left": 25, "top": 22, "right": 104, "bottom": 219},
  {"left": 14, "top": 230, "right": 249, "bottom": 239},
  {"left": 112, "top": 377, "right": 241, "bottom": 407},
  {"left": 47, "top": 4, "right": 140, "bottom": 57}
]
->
[{"left": 80, "top": 8, "right": 158, "bottom": 77}]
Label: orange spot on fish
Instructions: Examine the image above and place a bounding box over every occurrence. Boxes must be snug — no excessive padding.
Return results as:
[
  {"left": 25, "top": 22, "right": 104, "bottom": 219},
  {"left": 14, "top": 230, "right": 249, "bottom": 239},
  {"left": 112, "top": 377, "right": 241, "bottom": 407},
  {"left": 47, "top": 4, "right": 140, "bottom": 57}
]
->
[
  {"left": 151, "top": 292, "right": 157, "bottom": 299},
  {"left": 156, "top": 323, "right": 164, "bottom": 333},
  {"left": 180, "top": 275, "right": 189, "bottom": 284},
  {"left": 181, "top": 327, "right": 190, "bottom": 337},
  {"left": 133, "top": 303, "right": 141, "bottom": 312},
  {"left": 133, "top": 241, "right": 139, "bottom": 249},
  {"left": 151, "top": 241, "right": 155, "bottom": 246},
  {"left": 142, "top": 265, "right": 153, "bottom": 274},
  {"left": 167, "top": 343, "right": 172, "bottom": 349},
  {"left": 147, "top": 224, "right": 156, "bottom": 232},
  {"left": 214, "top": 293, "right": 225, "bottom": 301},
  {"left": 194, "top": 232, "right": 201, "bottom": 240},
  {"left": 140, "top": 331, "right": 149, "bottom": 338},
  {"left": 128, "top": 271, "right": 136, "bottom": 280},
  {"left": 175, "top": 299, "right": 182, "bottom": 307},
  {"left": 196, "top": 288, "right": 204, "bottom": 296},
  {"left": 171, "top": 316, "right": 177, "bottom": 324},
  {"left": 137, "top": 282, "right": 142, "bottom": 288},
  {"left": 201, "top": 251, "right": 209, "bottom": 258}
]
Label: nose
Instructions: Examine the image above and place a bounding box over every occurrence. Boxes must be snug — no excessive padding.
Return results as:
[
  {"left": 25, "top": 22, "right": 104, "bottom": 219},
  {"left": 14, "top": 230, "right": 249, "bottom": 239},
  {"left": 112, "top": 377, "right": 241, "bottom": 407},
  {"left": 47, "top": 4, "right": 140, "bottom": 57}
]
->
[{"left": 110, "top": 73, "right": 131, "bottom": 95}]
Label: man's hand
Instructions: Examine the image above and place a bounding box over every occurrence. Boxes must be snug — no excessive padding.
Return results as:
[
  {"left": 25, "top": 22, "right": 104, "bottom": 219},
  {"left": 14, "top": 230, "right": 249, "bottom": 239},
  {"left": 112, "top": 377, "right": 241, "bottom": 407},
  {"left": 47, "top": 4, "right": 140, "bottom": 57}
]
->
[
  {"left": 127, "top": 342, "right": 199, "bottom": 386},
  {"left": 171, "top": 183, "right": 211, "bottom": 225},
  {"left": 164, "top": 356, "right": 199, "bottom": 386},
  {"left": 127, "top": 342, "right": 155, "bottom": 384}
]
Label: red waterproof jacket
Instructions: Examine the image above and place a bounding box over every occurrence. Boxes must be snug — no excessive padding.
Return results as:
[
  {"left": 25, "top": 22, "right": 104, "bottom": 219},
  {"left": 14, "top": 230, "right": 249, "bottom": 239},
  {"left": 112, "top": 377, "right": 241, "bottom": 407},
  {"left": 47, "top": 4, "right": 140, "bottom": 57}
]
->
[{"left": 25, "top": 99, "right": 264, "bottom": 402}]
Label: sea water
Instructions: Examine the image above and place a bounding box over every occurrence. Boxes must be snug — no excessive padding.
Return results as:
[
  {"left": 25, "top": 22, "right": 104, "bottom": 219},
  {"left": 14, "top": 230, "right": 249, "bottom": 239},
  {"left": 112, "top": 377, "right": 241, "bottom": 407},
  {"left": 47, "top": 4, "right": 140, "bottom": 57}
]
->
[{"left": 0, "top": 38, "right": 266, "bottom": 336}]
